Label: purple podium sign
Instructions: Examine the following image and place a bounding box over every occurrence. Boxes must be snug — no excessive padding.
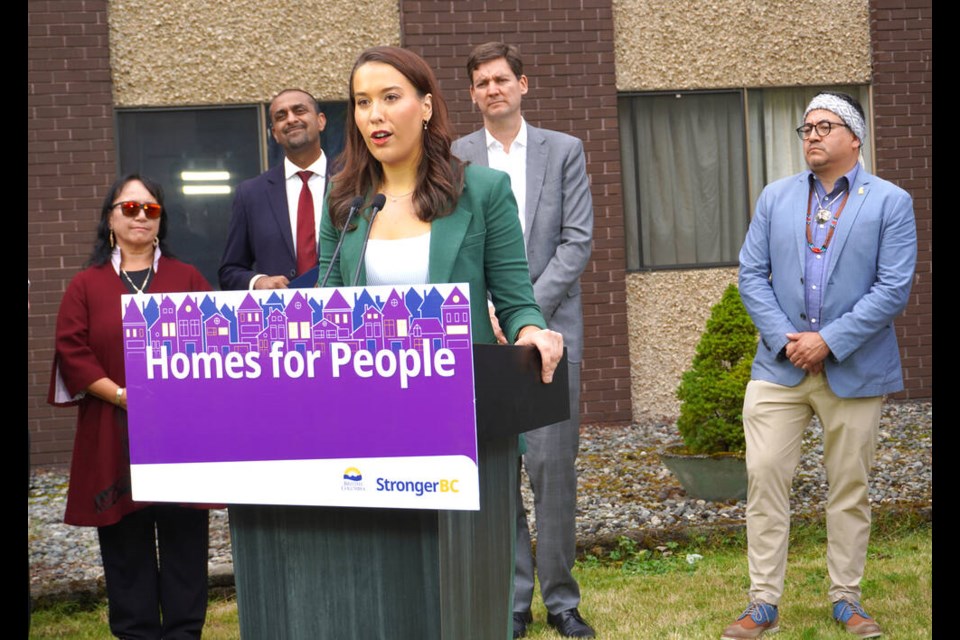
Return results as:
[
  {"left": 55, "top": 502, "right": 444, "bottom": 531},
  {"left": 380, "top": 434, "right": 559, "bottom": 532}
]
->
[{"left": 122, "top": 283, "right": 479, "bottom": 510}]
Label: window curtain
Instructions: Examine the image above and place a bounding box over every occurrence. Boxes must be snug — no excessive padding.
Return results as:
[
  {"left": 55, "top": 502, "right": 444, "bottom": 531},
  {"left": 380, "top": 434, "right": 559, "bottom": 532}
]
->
[{"left": 619, "top": 92, "right": 747, "bottom": 269}]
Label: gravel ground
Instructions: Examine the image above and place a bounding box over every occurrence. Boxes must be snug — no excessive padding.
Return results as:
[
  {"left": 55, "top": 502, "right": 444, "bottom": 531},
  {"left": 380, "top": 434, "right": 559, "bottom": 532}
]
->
[{"left": 28, "top": 400, "right": 931, "bottom": 603}]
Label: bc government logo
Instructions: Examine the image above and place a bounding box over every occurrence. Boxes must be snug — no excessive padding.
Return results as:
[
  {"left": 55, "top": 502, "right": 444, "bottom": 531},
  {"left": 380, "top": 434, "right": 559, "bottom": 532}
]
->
[{"left": 341, "top": 467, "right": 365, "bottom": 492}]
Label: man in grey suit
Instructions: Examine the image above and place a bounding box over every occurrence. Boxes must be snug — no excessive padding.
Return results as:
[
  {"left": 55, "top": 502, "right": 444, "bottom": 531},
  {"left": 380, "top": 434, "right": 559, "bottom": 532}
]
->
[{"left": 452, "top": 42, "right": 595, "bottom": 639}]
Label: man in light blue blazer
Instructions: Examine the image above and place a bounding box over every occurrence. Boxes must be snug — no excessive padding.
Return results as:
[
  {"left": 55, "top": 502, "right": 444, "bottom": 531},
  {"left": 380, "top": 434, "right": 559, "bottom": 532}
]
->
[
  {"left": 723, "top": 92, "right": 916, "bottom": 640},
  {"left": 452, "top": 42, "right": 595, "bottom": 639}
]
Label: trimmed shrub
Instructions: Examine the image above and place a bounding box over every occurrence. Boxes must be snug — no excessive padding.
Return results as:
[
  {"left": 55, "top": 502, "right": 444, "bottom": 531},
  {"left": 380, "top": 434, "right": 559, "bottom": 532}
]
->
[{"left": 675, "top": 284, "right": 758, "bottom": 454}]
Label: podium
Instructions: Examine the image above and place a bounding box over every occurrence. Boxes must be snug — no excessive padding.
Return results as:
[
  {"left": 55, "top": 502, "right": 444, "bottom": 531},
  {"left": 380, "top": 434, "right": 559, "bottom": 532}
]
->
[{"left": 228, "top": 343, "right": 569, "bottom": 640}]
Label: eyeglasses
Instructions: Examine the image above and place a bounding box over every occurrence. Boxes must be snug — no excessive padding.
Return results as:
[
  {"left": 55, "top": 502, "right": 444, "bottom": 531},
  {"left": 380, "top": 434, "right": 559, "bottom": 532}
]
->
[
  {"left": 113, "top": 201, "right": 162, "bottom": 219},
  {"left": 795, "top": 120, "right": 851, "bottom": 140}
]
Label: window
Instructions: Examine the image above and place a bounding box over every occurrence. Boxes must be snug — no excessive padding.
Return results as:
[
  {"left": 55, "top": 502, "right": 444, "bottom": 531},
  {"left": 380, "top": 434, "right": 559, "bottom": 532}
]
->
[
  {"left": 618, "top": 86, "right": 871, "bottom": 270},
  {"left": 116, "top": 101, "right": 347, "bottom": 288}
]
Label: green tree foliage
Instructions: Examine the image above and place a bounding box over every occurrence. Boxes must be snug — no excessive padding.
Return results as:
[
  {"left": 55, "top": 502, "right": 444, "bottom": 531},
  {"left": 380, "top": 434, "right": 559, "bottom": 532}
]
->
[{"left": 675, "top": 284, "right": 758, "bottom": 454}]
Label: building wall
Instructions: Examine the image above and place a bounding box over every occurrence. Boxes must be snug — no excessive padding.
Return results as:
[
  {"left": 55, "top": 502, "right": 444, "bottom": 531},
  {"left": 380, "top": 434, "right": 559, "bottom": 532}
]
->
[
  {"left": 107, "top": 0, "right": 400, "bottom": 105},
  {"left": 28, "top": 0, "right": 118, "bottom": 466},
  {"left": 27, "top": 0, "right": 932, "bottom": 465},
  {"left": 869, "top": 0, "right": 932, "bottom": 398},
  {"left": 614, "top": 0, "right": 932, "bottom": 420},
  {"left": 613, "top": 0, "right": 872, "bottom": 91},
  {"left": 402, "top": 1, "right": 634, "bottom": 425}
]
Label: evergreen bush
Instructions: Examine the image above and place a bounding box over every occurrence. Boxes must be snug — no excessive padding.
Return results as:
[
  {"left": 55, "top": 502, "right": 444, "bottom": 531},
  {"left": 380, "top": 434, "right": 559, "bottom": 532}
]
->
[{"left": 675, "top": 283, "right": 758, "bottom": 454}]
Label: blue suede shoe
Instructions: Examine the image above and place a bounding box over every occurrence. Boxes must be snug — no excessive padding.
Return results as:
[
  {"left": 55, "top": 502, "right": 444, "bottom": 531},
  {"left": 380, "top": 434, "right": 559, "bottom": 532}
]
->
[
  {"left": 833, "top": 599, "right": 882, "bottom": 638},
  {"left": 720, "top": 601, "right": 779, "bottom": 639}
]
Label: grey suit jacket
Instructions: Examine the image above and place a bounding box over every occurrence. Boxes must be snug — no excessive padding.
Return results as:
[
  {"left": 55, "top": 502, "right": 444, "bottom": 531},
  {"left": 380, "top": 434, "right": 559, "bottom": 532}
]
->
[{"left": 452, "top": 124, "right": 594, "bottom": 362}]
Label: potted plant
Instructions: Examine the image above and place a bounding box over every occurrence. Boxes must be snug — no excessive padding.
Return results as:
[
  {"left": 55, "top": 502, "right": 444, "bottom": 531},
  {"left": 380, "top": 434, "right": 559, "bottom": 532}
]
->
[{"left": 660, "top": 283, "right": 758, "bottom": 501}]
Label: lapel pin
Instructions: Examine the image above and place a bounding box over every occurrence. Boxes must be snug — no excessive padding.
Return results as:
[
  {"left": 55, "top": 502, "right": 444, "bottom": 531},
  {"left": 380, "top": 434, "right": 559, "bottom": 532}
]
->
[{"left": 858, "top": 186, "right": 864, "bottom": 195}]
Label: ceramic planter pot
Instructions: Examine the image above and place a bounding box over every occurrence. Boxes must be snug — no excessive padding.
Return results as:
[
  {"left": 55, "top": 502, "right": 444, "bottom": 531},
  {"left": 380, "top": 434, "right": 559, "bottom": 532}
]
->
[{"left": 660, "top": 444, "right": 747, "bottom": 502}]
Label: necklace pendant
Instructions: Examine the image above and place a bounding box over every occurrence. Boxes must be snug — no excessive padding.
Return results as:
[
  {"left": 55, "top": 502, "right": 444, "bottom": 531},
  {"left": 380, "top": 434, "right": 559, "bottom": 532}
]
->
[{"left": 815, "top": 208, "right": 831, "bottom": 223}]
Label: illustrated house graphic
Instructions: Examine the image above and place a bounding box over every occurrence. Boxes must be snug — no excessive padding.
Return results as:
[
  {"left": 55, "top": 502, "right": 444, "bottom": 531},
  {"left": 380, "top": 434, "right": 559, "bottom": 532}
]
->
[
  {"left": 176, "top": 295, "right": 203, "bottom": 354},
  {"left": 285, "top": 291, "right": 313, "bottom": 354},
  {"left": 236, "top": 293, "right": 264, "bottom": 350},
  {"left": 323, "top": 290, "right": 353, "bottom": 341},
  {"left": 353, "top": 304, "right": 385, "bottom": 352},
  {"left": 257, "top": 307, "right": 287, "bottom": 355},
  {"left": 204, "top": 312, "right": 232, "bottom": 354},
  {"left": 410, "top": 317, "right": 445, "bottom": 353},
  {"left": 441, "top": 286, "right": 471, "bottom": 350},
  {"left": 119, "top": 285, "right": 467, "bottom": 370},
  {"left": 151, "top": 296, "right": 179, "bottom": 357},
  {"left": 381, "top": 288, "right": 411, "bottom": 352},
  {"left": 122, "top": 299, "right": 148, "bottom": 361}
]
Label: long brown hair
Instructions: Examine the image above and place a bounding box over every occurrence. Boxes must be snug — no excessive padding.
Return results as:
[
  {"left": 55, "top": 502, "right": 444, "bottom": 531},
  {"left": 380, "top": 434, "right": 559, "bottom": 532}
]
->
[{"left": 328, "top": 46, "right": 465, "bottom": 229}]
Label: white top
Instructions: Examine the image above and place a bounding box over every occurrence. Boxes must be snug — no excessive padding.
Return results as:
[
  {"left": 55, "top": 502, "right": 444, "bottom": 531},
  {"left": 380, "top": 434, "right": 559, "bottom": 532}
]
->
[
  {"left": 485, "top": 118, "right": 528, "bottom": 234},
  {"left": 364, "top": 232, "right": 431, "bottom": 286}
]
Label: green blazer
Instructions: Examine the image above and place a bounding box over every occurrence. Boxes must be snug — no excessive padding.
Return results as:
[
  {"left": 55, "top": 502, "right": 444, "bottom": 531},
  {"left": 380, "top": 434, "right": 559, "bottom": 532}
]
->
[{"left": 319, "top": 164, "right": 546, "bottom": 345}]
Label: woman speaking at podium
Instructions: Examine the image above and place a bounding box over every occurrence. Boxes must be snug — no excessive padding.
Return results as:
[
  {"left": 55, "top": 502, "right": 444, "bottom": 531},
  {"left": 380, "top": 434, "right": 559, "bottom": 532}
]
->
[{"left": 319, "top": 46, "right": 562, "bottom": 382}]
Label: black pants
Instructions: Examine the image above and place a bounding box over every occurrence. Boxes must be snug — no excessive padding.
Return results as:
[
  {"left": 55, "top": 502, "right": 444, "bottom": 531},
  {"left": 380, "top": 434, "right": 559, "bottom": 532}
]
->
[{"left": 97, "top": 505, "right": 209, "bottom": 640}]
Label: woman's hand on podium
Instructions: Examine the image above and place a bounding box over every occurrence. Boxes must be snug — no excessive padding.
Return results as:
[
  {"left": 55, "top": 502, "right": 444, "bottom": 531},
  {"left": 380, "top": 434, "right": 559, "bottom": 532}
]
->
[{"left": 515, "top": 326, "right": 564, "bottom": 384}]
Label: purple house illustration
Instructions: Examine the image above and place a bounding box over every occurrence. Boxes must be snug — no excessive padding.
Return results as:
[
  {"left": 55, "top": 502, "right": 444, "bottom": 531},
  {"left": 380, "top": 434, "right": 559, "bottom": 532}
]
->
[
  {"left": 311, "top": 317, "right": 341, "bottom": 358},
  {"left": 352, "top": 304, "right": 385, "bottom": 352},
  {"left": 204, "top": 312, "right": 232, "bottom": 354},
  {"left": 122, "top": 299, "right": 148, "bottom": 360},
  {"left": 440, "top": 286, "right": 471, "bottom": 349},
  {"left": 236, "top": 293, "right": 264, "bottom": 350},
  {"left": 176, "top": 295, "right": 203, "bottom": 354},
  {"left": 256, "top": 307, "right": 288, "bottom": 355},
  {"left": 284, "top": 291, "right": 313, "bottom": 353},
  {"left": 150, "top": 296, "right": 179, "bottom": 357},
  {"left": 323, "top": 290, "right": 354, "bottom": 341},
  {"left": 381, "top": 289, "right": 411, "bottom": 351},
  {"left": 410, "top": 317, "right": 445, "bottom": 353}
]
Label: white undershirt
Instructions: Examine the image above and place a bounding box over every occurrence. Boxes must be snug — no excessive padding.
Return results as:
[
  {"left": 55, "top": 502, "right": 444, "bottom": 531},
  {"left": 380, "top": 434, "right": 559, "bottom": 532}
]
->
[
  {"left": 485, "top": 118, "right": 528, "bottom": 234},
  {"left": 364, "top": 232, "right": 431, "bottom": 286}
]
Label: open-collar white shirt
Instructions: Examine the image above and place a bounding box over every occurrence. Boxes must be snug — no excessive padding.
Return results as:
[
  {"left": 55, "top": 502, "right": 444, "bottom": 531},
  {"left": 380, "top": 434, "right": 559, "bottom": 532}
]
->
[{"left": 485, "top": 118, "right": 528, "bottom": 234}]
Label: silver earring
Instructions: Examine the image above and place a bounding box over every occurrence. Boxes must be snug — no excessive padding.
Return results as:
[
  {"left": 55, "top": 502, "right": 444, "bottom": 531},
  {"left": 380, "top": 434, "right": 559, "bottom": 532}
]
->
[{"left": 423, "top": 120, "right": 429, "bottom": 131}]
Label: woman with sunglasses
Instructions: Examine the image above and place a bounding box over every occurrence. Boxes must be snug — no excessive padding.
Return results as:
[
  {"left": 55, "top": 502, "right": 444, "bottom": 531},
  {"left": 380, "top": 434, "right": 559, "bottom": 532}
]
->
[{"left": 49, "top": 174, "right": 213, "bottom": 639}]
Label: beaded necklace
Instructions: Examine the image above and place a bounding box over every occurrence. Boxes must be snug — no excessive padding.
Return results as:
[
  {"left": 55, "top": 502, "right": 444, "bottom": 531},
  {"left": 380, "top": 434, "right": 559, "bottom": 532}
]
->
[{"left": 805, "top": 186, "right": 851, "bottom": 254}]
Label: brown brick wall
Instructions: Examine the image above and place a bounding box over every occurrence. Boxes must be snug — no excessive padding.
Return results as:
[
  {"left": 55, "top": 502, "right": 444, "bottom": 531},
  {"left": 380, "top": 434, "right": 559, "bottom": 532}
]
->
[
  {"left": 28, "top": 1, "right": 117, "bottom": 466},
  {"left": 869, "top": 0, "right": 932, "bottom": 398},
  {"left": 401, "top": 0, "right": 634, "bottom": 425}
]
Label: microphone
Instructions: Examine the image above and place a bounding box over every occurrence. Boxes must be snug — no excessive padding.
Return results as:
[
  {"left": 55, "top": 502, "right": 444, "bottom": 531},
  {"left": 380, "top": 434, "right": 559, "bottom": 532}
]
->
[
  {"left": 319, "top": 195, "right": 364, "bottom": 288},
  {"left": 352, "top": 193, "right": 387, "bottom": 287}
]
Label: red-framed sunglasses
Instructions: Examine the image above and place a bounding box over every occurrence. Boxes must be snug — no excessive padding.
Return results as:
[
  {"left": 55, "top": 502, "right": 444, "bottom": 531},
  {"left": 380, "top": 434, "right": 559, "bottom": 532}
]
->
[{"left": 113, "top": 201, "right": 162, "bottom": 219}]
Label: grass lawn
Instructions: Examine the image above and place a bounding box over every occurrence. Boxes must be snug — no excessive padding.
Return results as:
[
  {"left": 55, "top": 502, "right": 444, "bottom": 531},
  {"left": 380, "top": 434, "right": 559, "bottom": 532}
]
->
[{"left": 30, "top": 517, "right": 931, "bottom": 639}]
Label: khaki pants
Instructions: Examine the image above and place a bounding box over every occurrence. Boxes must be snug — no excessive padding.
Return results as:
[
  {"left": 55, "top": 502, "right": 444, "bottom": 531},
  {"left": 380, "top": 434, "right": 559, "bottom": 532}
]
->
[{"left": 743, "top": 374, "right": 882, "bottom": 605}]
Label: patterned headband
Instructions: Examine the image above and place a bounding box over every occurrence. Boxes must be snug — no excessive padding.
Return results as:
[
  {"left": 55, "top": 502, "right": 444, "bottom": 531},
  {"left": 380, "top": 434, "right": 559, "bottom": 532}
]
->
[{"left": 803, "top": 94, "right": 867, "bottom": 143}]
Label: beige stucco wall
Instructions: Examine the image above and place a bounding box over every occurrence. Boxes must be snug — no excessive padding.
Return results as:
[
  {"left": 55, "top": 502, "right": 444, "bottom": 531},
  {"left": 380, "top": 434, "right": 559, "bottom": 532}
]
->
[
  {"left": 626, "top": 268, "right": 740, "bottom": 423},
  {"left": 613, "top": 0, "right": 871, "bottom": 91},
  {"left": 108, "top": 0, "right": 400, "bottom": 105},
  {"left": 615, "top": 1, "right": 870, "bottom": 423}
]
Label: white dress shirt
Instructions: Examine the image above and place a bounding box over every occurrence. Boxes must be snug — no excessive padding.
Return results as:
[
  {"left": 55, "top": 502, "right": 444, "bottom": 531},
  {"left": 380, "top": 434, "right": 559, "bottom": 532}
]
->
[{"left": 485, "top": 119, "right": 528, "bottom": 234}]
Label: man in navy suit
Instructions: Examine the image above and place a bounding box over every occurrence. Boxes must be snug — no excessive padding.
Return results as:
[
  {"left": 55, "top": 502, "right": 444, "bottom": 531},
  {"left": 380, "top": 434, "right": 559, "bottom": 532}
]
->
[
  {"left": 721, "top": 92, "right": 916, "bottom": 640},
  {"left": 452, "top": 42, "right": 595, "bottom": 639},
  {"left": 219, "top": 88, "right": 328, "bottom": 290}
]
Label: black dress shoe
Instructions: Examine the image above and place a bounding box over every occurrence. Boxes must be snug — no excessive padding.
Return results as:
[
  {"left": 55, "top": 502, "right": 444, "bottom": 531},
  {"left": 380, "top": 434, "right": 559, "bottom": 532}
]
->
[
  {"left": 513, "top": 610, "right": 533, "bottom": 639},
  {"left": 547, "top": 608, "right": 596, "bottom": 638}
]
